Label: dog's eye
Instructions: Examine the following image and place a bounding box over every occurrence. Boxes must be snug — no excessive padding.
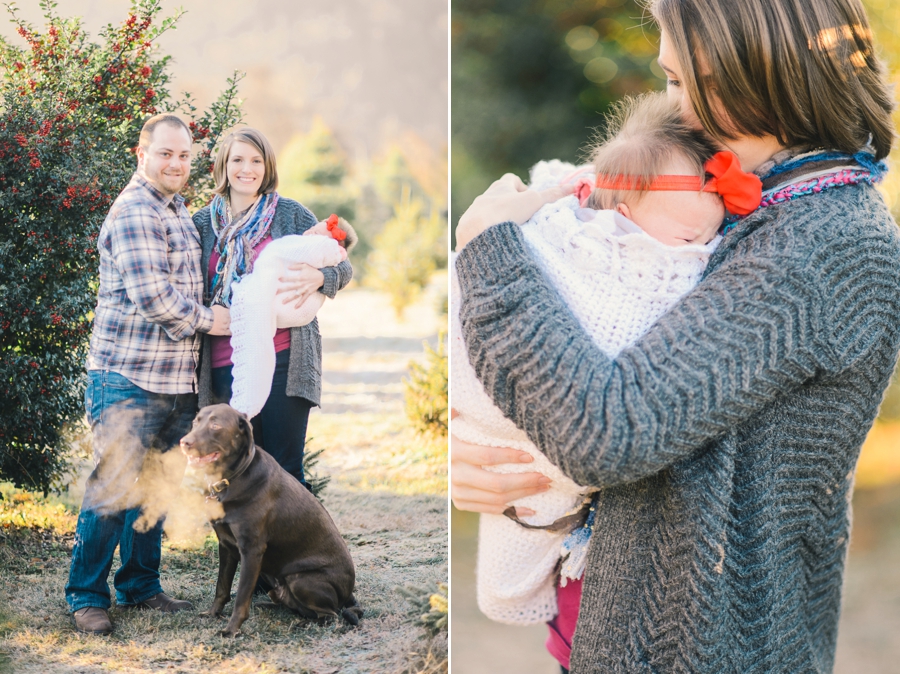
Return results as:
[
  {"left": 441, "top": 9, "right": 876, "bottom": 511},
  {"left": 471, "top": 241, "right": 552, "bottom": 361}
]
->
[{"left": 210, "top": 423, "right": 220, "bottom": 430}]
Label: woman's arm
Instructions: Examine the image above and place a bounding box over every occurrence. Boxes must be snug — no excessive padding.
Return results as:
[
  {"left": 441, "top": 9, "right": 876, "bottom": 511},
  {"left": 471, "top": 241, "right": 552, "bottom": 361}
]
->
[
  {"left": 277, "top": 201, "right": 353, "bottom": 306},
  {"left": 455, "top": 209, "right": 891, "bottom": 488},
  {"left": 319, "top": 258, "right": 352, "bottom": 298}
]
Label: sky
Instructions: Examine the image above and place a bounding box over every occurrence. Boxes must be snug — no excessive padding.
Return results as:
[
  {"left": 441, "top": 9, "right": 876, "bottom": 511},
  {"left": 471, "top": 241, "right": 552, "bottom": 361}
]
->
[{"left": 0, "top": 0, "right": 448, "bottom": 157}]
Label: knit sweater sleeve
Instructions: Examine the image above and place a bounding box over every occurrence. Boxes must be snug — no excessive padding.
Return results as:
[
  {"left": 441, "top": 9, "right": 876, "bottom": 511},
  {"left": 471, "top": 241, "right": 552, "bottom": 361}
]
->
[{"left": 455, "top": 200, "right": 897, "bottom": 487}]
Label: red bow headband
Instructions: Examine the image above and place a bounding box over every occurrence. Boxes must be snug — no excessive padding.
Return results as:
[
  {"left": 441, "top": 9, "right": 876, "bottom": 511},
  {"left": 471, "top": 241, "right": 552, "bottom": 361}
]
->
[
  {"left": 326, "top": 214, "right": 347, "bottom": 242},
  {"left": 593, "top": 151, "right": 763, "bottom": 216}
]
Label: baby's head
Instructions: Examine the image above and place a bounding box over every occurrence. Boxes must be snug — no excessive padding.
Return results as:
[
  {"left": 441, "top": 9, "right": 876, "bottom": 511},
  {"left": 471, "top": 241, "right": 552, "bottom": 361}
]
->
[
  {"left": 587, "top": 93, "right": 725, "bottom": 246},
  {"left": 304, "top": 214, "right": 359, "bottom": 259}
]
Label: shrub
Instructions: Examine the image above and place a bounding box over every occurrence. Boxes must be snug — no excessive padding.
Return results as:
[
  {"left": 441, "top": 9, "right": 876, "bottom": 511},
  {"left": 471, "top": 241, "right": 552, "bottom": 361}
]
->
[
  {"left": 302, "top": 443, "right": 331, "bottom": 499},
  {"left": 404, "top": 335, "right": 448, "bottom": 437},
  {"left": 397, "top": 580, "right": 449, "bottom": 635},
  {"left": 0, "top": 0, "right": 243, "bottom": 491},
  {"left": 366, "top": 186, "right": 446, "bottom": 317}
]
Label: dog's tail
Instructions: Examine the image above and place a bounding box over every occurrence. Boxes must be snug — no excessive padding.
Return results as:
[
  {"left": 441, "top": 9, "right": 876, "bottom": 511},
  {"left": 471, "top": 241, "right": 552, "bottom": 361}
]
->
[{"left": 341, "top": 595, "right": 363, "bottom": 626}]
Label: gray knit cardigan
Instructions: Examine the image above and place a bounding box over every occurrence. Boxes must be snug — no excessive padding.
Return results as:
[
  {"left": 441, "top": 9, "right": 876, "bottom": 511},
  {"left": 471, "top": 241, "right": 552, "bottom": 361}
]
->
[
  {"left": 192, "top": 197, "right": 352, "bottom": 408},
  {"left": 455, "top": 179, "right": 900, "bottom": 673}
]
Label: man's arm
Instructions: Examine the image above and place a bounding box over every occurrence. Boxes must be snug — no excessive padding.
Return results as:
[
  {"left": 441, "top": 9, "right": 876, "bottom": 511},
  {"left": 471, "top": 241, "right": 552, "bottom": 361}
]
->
[{"left": 108, "top": 204, "right": 215, "bottom": 339}]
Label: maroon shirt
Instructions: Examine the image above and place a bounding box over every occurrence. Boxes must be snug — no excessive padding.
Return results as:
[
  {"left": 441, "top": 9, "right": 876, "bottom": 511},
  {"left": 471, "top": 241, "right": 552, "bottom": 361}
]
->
[{"left": 545, "top": 578, "right": 582, "bottom": 670}]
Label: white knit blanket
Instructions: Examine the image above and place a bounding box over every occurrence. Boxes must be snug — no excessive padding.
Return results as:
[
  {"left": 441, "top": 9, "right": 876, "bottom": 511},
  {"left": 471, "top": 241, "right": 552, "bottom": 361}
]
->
[
  {"left": 229, "top": 235, "right": 343, "bottom": 418},
  {"left": 451, "top": 160, "right": 720, "bottom": 625}
]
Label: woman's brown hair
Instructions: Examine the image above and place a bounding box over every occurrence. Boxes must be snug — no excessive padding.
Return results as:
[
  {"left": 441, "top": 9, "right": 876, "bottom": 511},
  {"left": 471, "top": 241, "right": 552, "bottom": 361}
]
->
[
  {"left": 651, "top": 0, "right": 895, "bottom": 159},
  {"left": 212, "top": 128, "right": 279, "bottom": 198},
  {"left": 589, "top": 92, "right": 719, "bottom": 209}
]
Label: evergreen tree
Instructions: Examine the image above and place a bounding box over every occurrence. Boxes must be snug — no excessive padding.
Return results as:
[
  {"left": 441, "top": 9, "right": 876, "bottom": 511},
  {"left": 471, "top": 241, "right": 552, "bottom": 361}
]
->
[{"left": 278, "top": 116, "right": 356, "bottom": 222}]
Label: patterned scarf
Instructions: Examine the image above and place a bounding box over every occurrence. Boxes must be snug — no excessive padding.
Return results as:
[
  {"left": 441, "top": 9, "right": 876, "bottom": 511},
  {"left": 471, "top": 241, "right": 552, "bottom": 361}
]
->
[
  {"left": 209, "top": 192, "right": 280, "bottom": 307},
  {"left": 720, "top": 148, "right": 887, "bottom": 234}
]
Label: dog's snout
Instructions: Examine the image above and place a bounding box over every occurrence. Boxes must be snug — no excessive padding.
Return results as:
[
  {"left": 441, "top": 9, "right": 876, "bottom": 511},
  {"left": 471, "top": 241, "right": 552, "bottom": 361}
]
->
[{"left": 180, "top": 435, "right": 194, "bottom": 448}]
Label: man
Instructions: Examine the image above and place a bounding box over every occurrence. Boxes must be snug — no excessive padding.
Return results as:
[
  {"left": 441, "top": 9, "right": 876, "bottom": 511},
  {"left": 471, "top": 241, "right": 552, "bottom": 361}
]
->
[{"left": 66, "top": 114, "right": 230, "bottom": 635}]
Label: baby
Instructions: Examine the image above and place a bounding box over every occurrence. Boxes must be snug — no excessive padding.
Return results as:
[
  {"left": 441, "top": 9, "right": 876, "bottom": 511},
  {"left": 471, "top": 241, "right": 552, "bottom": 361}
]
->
[
  {"left": 301, "top": 214, "right": 357, "bottom": 261},
  {"left": 228, "top": 214, "right": 357, "bottom": 418},
  {"left": 450, "top": 92, "right": 761, "bottom": 625}
]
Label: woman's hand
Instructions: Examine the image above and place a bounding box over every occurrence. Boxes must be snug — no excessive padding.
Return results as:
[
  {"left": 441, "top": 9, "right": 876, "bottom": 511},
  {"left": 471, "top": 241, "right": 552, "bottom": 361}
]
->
[
  {"left": 450, "top": 432, "right": 551, "bottom": 516},
  {"left": 455, "top": 173, "right": 575, "bottom": 249},
  {"left": 278, "top": 263, "right": 326, "bottom": 309}
]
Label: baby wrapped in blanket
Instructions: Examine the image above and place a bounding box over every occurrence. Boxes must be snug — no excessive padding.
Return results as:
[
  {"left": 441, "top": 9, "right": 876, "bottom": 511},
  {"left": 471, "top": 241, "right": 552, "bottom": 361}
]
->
[
  {"left": 229, "top": 215, "right": 356, "bottom": 417},
  {"left": 451, "top": 93, "right": 762, "bottom": 625}
]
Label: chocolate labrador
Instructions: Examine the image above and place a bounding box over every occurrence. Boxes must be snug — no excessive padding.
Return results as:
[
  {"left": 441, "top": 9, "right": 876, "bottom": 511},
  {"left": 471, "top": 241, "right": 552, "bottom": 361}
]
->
[{"left": 180, "top": 404, "right": 362, "bottom": 636}]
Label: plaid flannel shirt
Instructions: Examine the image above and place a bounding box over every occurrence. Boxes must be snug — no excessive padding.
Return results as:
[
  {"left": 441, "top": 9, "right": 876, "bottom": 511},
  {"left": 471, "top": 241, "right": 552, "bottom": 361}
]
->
[{"left": 86, "top": 173, "right": 214, "bottom": 394}]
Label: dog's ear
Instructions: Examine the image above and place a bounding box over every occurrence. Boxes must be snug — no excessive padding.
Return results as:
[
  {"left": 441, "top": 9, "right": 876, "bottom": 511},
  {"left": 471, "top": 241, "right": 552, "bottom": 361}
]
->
[{"left": 237, "top": 413, "right": 254, "bottom": 450}]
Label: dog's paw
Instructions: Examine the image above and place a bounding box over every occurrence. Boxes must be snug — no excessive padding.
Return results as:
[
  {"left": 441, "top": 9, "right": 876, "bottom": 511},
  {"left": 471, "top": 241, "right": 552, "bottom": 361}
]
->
[
  {"left": 341, "top": 606, "right": 362, "bottom": 626},
  {"left": 220, "top": 627, "right": 242, "bottom": 638},
  {"left": 200, "top": 609, "right": 224, "bottom": 619}
]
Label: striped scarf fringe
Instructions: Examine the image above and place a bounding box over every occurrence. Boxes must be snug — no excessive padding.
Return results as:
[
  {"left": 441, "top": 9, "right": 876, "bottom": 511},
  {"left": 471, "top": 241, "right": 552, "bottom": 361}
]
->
[{"left": 210, "top": 192, "right": 280, "bottom": 307}]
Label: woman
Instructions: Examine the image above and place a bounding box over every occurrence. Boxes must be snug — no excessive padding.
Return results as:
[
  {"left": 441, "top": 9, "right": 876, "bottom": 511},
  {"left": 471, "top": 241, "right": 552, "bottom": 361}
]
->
[
  {"left": 451, "top": 1, "right": 900, "bottom": 672},
  {"left": 193, "top": 128, "right": 352, "bottom": 491}
]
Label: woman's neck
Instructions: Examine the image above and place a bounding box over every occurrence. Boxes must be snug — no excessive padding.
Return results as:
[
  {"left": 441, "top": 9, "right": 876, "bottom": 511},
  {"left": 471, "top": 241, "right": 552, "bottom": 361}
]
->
[
  {"left": 228, "top": 191, "right": 258, "bottom": 215},
  {"left": 722, "top": 134, "right": 788, "bottom": 174}
]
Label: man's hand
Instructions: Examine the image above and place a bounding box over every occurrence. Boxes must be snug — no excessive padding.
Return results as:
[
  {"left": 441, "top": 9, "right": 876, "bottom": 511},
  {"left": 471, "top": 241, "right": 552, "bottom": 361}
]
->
[{"left": 208, "top": 305, "right": 231, "bottom": 336}]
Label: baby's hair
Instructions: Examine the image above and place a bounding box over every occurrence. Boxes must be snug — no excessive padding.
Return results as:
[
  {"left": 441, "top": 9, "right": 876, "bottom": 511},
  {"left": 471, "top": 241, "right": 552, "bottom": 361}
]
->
[
  {"left": 332, "top": 216, "right": 358, "bottom": 253},
  {"left": 587, "top": 92, "right": 720, "bottom": 210}
]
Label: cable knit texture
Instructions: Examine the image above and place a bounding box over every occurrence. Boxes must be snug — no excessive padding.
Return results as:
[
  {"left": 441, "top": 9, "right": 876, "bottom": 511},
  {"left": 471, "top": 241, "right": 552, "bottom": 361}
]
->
[
  {"left": 452, "top": 160, "right": 720, "bottom": 625},
  {"left": 455, "top": 180, "right": 900, "bottom": 673},
  {"left": 229, "top": 235, "right": 344, "bottom": 417},
  {"left": 193, "top": 198, "right": 352, "bottom": 408}
]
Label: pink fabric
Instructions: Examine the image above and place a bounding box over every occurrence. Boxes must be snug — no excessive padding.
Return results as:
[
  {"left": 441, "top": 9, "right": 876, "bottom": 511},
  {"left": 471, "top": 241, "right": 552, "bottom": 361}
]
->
[
  {"left": 545, "top": 577, "right": 583, "bottom": 670},
  {"left": 208, "top": 235, "right": 292, "bottom": 369}
]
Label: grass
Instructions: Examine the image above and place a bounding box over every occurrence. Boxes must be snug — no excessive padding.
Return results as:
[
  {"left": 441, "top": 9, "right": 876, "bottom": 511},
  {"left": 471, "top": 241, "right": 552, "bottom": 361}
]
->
[{"left": 0, "top": 411, "right": 447, "bottom": 673}]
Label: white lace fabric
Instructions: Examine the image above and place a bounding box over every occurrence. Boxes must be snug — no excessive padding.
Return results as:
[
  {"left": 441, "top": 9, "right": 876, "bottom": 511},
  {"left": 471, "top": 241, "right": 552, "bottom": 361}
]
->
[
  {"left": 452, "top": 160, "right": 720, "bottom": 625},
  {"left": 229, "top": 235, "right": 343, "bottom": 418}
]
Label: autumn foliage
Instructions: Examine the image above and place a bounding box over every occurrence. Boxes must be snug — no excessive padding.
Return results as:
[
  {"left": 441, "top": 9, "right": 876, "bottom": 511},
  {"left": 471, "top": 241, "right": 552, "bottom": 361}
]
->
[{"left": 0, "top": 0, "right": 243, "bottom": 491}]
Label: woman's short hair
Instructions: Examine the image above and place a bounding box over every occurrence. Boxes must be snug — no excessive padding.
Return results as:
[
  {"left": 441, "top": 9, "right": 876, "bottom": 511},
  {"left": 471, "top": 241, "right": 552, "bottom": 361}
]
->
[
  {"left": 588, "top": 92, "right": 719, "bottom": 210},
  {"left": 651, "top": 0, "right": 895, "bottom": 159},
  {"left": 212, "top": 127, "right": 279, "bottom": 198}
]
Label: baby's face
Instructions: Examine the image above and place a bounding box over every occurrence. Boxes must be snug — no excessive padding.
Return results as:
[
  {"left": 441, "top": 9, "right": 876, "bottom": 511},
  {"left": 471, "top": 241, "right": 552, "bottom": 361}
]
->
[
  {"left": 304, "top": 221, "right": 330, "bottom": 237},
  {"left": 304, "top": 221, "right": 348, "bottom": 260},
  {"left": 618, "top": 157, "right": 725, "bottom": 246}
]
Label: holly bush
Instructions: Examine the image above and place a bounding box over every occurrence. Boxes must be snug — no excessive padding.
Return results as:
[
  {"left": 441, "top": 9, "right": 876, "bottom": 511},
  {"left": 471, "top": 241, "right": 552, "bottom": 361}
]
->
[{"left": 0, "top": 0, "right": 243, "bottom": 491}]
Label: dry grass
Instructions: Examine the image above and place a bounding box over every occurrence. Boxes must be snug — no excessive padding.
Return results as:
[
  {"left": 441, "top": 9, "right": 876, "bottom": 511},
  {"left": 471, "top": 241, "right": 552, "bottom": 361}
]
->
[
  {"left": 0, "top": 282, "right": 448, "bottom": 673},
  {"left": 0, "top": 410, "right": 447, "bottom": 674}
]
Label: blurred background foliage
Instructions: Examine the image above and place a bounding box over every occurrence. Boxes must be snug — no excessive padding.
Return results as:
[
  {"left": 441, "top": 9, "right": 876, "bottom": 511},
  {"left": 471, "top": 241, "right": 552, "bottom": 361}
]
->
[
  {"left": 277, "top": 118, "right": 448, "bottom": 312},
  {"left": 451, "top": 0, "right": 663, "bottom": 241},
  {"left": 451, "top": 0, "right": 900, "bottom": 434}
]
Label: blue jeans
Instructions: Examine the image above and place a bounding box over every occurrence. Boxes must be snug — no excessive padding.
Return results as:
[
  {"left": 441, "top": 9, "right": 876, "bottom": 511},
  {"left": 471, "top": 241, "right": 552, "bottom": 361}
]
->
[
  {"left": 211, "top": 348, "right": 313, "bottom": 490},
  {"left": 65, "top": 370, "right": 197, "bottom": 612}
]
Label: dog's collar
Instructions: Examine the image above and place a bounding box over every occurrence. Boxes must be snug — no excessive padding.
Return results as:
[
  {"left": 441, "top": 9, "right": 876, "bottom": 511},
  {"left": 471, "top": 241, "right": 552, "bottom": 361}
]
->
[{"left": 206, "top": 444, "right": 256, "bottom": 502}]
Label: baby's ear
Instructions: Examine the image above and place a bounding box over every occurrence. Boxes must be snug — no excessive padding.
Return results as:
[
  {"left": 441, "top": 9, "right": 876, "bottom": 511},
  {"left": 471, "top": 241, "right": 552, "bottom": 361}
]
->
[{"left": 615, "top": 203, "right": 632, "bottom": 219}]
